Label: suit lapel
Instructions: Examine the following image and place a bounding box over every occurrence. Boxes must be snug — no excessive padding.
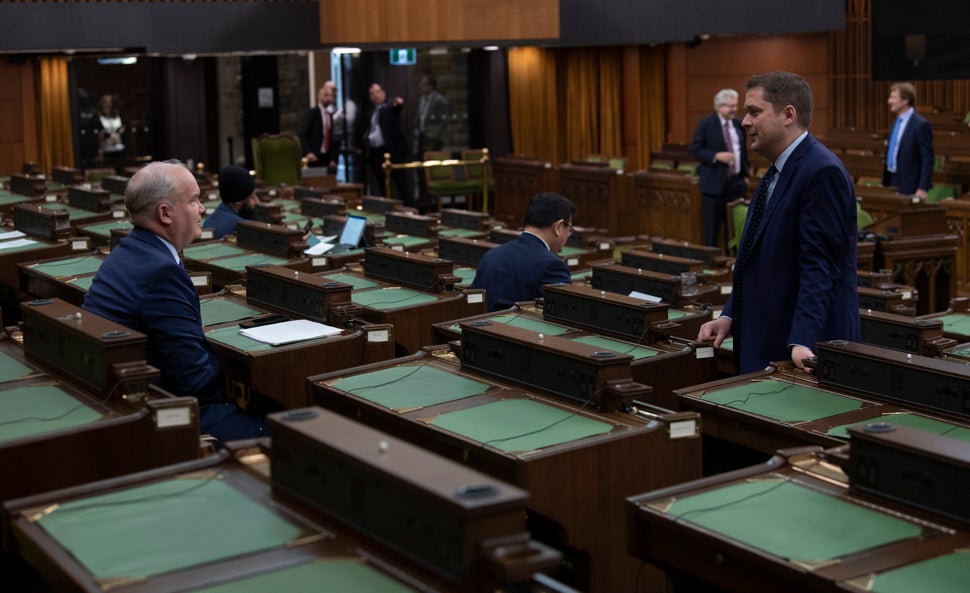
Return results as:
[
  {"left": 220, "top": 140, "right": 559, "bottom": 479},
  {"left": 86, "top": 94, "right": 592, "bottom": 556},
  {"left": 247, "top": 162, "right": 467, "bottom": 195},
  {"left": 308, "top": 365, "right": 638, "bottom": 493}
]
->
[{"left": 750, "top": 135, "right": 814, "bottom": 244}]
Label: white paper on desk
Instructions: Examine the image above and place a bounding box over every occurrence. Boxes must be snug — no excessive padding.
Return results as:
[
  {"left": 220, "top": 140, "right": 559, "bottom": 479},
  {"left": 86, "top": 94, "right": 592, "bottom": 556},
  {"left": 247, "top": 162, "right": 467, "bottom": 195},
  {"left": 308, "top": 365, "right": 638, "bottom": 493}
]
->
[
  {"left": 0, "top": 238, "right": 39, "bottom": 251},
  {"left": 304, "top": 240, "right": 335, "bottom": 255},
  {"left": 239, "top": 319, "right": 342, "bottom": 346},
  {"left": 0, "top": 230, "right": 26, "bottom": 240},
  {"left": 628, "top": 290, "right": 662, "bottom": 304}
]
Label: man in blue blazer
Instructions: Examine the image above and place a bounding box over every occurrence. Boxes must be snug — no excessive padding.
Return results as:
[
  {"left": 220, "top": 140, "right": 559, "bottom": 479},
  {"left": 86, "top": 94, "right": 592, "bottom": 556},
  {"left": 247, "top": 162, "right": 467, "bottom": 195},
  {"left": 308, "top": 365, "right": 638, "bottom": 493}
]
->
[
  {"left": 84, "top": 160, "right": 267, "bottom": 442},
  {"left": 366, "top": 82, "right": 412, "bottom": 206},
  {"left": 689, "top": 88, "right": 750, "bottom": 250},
  {"left": 698, "top": 72, "right": 859, "bottom": 374},
  {"left": 471, "top": 192, "right": 574, "bottom": 312},
  {"left": 882, "top": 82, "right": 934, "bottom": 200}
]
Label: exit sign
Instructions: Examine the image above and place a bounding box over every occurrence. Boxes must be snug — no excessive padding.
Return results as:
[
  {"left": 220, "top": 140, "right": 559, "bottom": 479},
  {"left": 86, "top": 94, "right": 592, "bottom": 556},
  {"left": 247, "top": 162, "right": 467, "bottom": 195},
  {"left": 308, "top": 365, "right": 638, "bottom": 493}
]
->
[{"left": 389, "top": 48, "right": 416, "bottom": 65}]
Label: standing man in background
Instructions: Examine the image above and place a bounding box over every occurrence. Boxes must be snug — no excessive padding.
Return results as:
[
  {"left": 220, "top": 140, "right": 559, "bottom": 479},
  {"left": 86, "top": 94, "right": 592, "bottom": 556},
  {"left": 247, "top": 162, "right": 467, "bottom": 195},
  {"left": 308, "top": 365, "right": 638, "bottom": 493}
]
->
[
  {"left": 689, "top": 88, "right": 749, "bottom": 251},
  {"left": 366, "top": 82, "right": 412, "bottom": 206},
  {"left": 698, "top": 71, "right": 859, "bottom": 374},
  {"left": 414, "top": 74, "right": 450, "bottom": 210},
  {"left": 299, "top": 81, "right": 338, "bottom": 172},
  {"left": 882, "top": 82, "right": 934, "bottom": 200}
]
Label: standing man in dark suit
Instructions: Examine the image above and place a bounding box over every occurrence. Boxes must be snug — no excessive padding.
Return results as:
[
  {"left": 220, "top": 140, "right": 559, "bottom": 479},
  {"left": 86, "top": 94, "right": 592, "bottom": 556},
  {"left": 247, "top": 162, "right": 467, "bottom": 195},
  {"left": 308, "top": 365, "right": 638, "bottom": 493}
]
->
[
  {"left": 882, "top": 82, "right": 934, "bottom": 200},
  {"left": 689, "top": 88, "right": 750, "bottom": 250},
  {"left": 83, "top": 160, "right": 267, "bottom": 443},
  {"left": 471, "top": 192, "right": 574, "bottom": 312},
  {"left": 366, "top": 82, "right": 412, "bottom": 206},
  {"left": 298, "top": 81, "right": 338, "bottom": 172},
  {"left": 698, "top": 72, "right": 859, "bottom": 374}
]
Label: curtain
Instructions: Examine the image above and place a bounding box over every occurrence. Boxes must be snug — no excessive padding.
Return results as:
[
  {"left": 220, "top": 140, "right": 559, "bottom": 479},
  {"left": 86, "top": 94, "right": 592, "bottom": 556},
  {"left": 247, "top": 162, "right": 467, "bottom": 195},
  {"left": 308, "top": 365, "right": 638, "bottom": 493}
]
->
[
  {"left": 35, "top": 56, "right": 74, "bottom": 172},
  {"left": 637, "top": 45, "right": 667, "bottom": 164},
  {"left": 562, "top": 47, "right": 623, "bottom": 162},
  {"left": 508, "top": 47, "right": 561, "bottom": 164}
]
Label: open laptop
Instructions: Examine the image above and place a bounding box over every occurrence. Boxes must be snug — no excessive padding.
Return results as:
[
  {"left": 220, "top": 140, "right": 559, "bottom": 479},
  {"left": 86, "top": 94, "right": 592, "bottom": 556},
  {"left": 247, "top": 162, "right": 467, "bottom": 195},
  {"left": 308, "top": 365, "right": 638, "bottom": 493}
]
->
[{"left": 327, "top": 214, "right": 367, "bottom": 254}]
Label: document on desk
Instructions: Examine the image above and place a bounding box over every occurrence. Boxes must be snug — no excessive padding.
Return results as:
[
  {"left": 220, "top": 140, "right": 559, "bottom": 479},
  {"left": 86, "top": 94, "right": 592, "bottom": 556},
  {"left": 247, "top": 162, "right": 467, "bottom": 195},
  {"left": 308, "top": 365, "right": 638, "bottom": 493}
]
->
[
  {"left": 239, "top": 319, "right": 342, "bottom": 346},
  {"left": 0, "top": 230, "right": 26, "bottom": 241},
  {"left": 0, "top": 238, "right": 39, "bottom": 251},
  {"left": 628, "top": 290, "right": 662, "bottom": 304},
  {"left": 303, "top": 235, "right": 339, "bottom": 255}
]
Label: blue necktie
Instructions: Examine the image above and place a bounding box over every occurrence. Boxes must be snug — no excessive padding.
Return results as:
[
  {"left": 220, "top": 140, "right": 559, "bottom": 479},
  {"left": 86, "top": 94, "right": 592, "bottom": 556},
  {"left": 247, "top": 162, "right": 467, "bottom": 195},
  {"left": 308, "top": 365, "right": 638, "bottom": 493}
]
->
[
  {"left": 731, "top": 164, "right": 777, "bottom": 338},
  {"left": 887, "top": 117, "right": 901, "bottom": 172}
]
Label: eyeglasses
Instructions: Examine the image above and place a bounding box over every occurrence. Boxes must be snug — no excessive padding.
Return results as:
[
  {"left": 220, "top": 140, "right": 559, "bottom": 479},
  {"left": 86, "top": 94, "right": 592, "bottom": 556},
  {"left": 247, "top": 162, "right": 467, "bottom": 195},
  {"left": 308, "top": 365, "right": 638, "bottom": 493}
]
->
[{"left": 563, "top": 221, "right": 575, "bottom": 234}]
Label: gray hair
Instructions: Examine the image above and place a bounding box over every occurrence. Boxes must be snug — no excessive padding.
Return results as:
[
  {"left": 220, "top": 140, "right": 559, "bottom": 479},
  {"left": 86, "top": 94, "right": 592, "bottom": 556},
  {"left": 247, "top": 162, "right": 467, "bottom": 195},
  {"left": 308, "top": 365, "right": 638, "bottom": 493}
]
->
[
  {"left": 125, "top": 159, "right": 186, "bottom": 223},
  {"left": 714, "top": 89, "right": 738, "bottom": 110}
]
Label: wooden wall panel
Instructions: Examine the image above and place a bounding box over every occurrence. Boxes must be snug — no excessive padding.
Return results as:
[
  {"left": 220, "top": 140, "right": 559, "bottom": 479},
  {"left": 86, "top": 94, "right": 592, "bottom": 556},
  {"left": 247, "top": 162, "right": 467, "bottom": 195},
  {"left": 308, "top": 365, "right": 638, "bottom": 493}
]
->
[
  {"left": 0, "top": 59, "right": 35, "bottom": 176},
  {"left": 320, "top": 0, "right": 558, "bottom": 45}
]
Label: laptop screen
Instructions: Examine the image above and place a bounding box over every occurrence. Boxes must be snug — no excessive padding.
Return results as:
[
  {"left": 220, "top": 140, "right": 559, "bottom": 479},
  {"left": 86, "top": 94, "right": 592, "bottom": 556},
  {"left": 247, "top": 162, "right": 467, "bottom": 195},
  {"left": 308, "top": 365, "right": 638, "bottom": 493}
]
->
[{"left": 338, "top": 214, "right": 367, "bottom": 246}]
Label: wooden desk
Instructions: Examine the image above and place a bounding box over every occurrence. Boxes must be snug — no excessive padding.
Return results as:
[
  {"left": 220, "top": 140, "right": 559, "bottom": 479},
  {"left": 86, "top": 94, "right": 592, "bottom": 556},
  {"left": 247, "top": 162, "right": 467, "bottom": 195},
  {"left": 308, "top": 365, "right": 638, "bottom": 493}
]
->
[{"left": 626, "top": 170, "right": 703, "bottom": 242}]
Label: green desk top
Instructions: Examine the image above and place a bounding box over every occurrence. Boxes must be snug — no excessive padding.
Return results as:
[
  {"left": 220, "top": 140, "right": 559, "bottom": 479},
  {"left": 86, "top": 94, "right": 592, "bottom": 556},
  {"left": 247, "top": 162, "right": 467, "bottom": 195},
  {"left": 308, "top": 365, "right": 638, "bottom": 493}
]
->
[
  {"left": 66, "top": 275, "right": 95, "bottom": 292},
  {"left": 827, "top": 412, "right": 970, "bottom": 443},
  {"left": 864, "top": 550, "right": 969, "bottom": 593},
  {"left": 721, "top": 336, "right": 734, "bottom": 351},
  {"left": 699, "top": 379, "right": 863, "bottom": 423},
  {"left": 37, "top": 476, "right": 305, "bottom": 580},
  {"left": 468, "top": 313, "right": 572, "bottom": 336},
  {"left": 571, "top": 269, "right": 593, "bottom": 281},
  {"left": 183, "top": 243, "right": 246, "bottom": 261},
  {"left": 382, "top": 235, "right": 430, "bottom": 247},
  {"left": 0, "top": 350, "right": 35, "bottom": 384},
  {"left": 0, "top": 193, "right": 35, "bottom": 206},
  {"left": 352, "top": 287, "right": 439, "bottom": 309},
  {"left": 206, "top": 253, "right": 289, "bottom": 271},
  {"left": 200, "top": 298, "right": 264, "bottom": 327},
  {"left": 332, "top": 364, "right": 491, "bottom": 411},
  {"left": 559, "top": 246, "right": 585, "bottom": 257},
  {"left": 0, "top": 384, "right": 103, "bottom": 444},
  {"left": 190, "top": 559, "right": 416, "bottom": 593},
  {"left": 206, "top": 324, "right": 333, "bottom": 352},
  {"left": 665, "top": 479, "right": 921, "bottom": 565},
  {"left": 430, "top": 398, "right": 614, "bottom": 454},
  {"left": 438, "top": 227, "right": 484, "bottom": 238},
  {"left": 454, "top": 267, "right": 476, "bottom": 284},
  {"left": 26, "top": 255, "right": 103, "bottom": 278},
  {"left": 321, "top": 272, "right": 380, "bottom": 291},
  {"left": 937, "top": 314, "right": 970, "bottom": 336},
  {"left": 78, "top": 220, "right": 132, "bottom": 237},
  {"left": 58, "top": 204, "right": 103, "bottom": 221},
  {"left": 948, "top": 345, "right": 970, "bottom": 357},
  {"left": 668, "top": 309, "right": 685, "bottom": 320},
  {"left": 360, "top": 212, "right": 386, "bottom": 223},
  {"left": 0, "top": 237, "right": 44, "bottom": 255},
  {"left": 570, "top": 335, "right": 661, "bottom": 360},
  {"left": 281, "top": 211, "right": 309, "bottom": 225}
]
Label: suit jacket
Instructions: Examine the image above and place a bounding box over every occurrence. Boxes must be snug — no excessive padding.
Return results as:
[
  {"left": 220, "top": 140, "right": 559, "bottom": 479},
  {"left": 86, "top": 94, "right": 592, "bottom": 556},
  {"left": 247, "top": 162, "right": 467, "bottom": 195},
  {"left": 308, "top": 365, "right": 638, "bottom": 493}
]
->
[
  {"left": 82, "top": 227, "right": 223, "bottom": 406},
  {"left": 368, "top": 100, "right": 409, "bottom": 163},
  {"left": 722, "top": 134, "right": 860, "bottom": 373},
  {"left": 689, "top": 113, "right": 750, "bottom": 196},
  {"left": 471, "top": 232, "right": 572, "bottom": 312},
  {"left": 298, "top": 104, "right": 339, "bottom": 166},
  {"left": 882, "top": 110, "right": 934, "bottom": 195},
  {"left": 202, "top": 201, "right": 243, "bottom": 239}
]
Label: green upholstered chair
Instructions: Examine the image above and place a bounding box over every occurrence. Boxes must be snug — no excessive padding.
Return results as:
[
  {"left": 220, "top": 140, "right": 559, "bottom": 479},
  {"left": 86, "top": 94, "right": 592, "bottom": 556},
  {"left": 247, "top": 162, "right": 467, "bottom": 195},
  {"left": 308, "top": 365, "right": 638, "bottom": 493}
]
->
[
  {"left": 586, "top": 154, "right": 607, "bottom": 164},
  {"left": 251, "top": 133, "right": 301, "bottom": 186},
  {"left": 856, "top": 201, "right": 874, "bottom": 229},
  {"left": 726, "top": 197, "right": 749, "bottom": 254},
  {"left": 461, "top": 148, "right": 496, "bottom": 212},
  {"left": 650, "top": 159, "right": 674, "bottom": 170},
  {"left": 677, "top": 163, "right": 698, "bottom": 175},
  {"left": 926, "top": 184, "right": 958, "bottom": 203},
  {"left": 424, "top": 150, "right": 475, "bottom": 211},
  {"left": 608, "top": 157, "right": 628, "bottom": 172}
]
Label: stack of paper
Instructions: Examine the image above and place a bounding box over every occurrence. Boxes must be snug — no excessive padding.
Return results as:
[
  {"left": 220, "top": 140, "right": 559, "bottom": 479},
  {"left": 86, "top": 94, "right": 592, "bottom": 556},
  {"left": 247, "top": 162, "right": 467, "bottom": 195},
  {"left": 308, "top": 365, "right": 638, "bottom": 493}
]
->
[{"left": 239, "top": 319, "right": 342, "bottom": 346}]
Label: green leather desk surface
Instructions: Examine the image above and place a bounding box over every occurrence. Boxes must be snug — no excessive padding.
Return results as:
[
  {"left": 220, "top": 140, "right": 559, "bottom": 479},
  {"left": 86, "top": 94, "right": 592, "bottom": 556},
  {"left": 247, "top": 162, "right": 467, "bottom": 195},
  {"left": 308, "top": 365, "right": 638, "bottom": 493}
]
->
[
  {"left": 36, "top": 476, "right": 304, "bottom": 580},
  {"left": 205, "top": 325, "right": 334, "bottom": 353},
  {"left": 447, "top": 313, "right": 572, "bottom": 337},
  {"left": 569, "top": 335, "right": 661, "bottom": 360},
  {"left": 936, "top": 314, "right": 970, "bottom": 336},
  {"left": 77, "top": 219, "right": 132, "bottom": 237},
  {"left": 0, "top": 237, "right": 44, "bottom": 255},
  {"left": 381, "top": 235, "right": 431, "bottom": 248},
  {"left": 0, "top": 350, "right": 36, "bottom": 384},
  {"left": 861, "top": 550, "right": 969, "bottom": 593},
  {"left": 183, "top": 243, "right": 246, "bottom": 261},
  {"left": 331, "top": 364, "right": 491, "bottom": 411},
  {"left": 58, "top": 204, "right": 104, "bottom": 222},
  {"left": 203, "top": 253, "right": 289, "bottom": 271},
  {"left": 189, "top": 559, "right": 416, "bottom": 593},
  {"left": 65, "top": 275, "right": 95, "bottom": 292},
  {"left": 0, "top": 384, "right": 103, "bottom": 444},
  {"left": 453, "top": 267, "right": 476, "bottom": 284},
  {"left": 698, "top": 379, "right": 863, "bottom": 423},
  {"left": 352, "top": 287, "right": 439, "bottom": 309},
  {"left": 664, "top": 479, "right": 921, "bottom": 565},
  {"left": 25, "top": 255, "right": 103, "bottom": 277},
  {"left": 571, "top": 269, "right": 593, "bottom": 282},
  {"left": 558, "top": 246, "right": 586, "bottom": 257},
  {"left": 199, "top": 298, "right": 263, "bottom": 327},
  {"left": 321, "top": 272, "right": 380, "bottom": 291},
  {"left": 438, "top": 227, "right": 484, "bottom": 238},
  {"left": 827, "top": 412, "right": 970, "bottom": 443},
  {"left": 0, "top": 192, "right": 36, "bottom": 205}
]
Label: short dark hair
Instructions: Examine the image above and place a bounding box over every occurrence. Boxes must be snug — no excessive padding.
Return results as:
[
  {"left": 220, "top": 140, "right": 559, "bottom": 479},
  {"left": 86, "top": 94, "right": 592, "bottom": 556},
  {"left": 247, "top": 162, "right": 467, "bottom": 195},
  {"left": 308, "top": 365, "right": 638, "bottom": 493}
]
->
[
  {"left": 745, "top": 71, "right": 813, "bottom": 129},
  {"left": 421, "top": 74, "right": 437, "bottom": 89},
  {"left": 891, "top": 82, "right": 917, "bottom": 108},
  {"left": 524, "top": 192, "right": 576, "bottom": 229}
]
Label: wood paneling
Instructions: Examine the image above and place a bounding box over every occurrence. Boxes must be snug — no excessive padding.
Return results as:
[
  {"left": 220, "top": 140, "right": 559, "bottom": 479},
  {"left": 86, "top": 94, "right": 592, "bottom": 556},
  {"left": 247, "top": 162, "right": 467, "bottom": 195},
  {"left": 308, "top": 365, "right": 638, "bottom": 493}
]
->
[
  {"left": 0, "top": 59, "right": 36, "bottom": 176},
  {"left": 320, "top": 0, "right": 559, "bottom": 45}
]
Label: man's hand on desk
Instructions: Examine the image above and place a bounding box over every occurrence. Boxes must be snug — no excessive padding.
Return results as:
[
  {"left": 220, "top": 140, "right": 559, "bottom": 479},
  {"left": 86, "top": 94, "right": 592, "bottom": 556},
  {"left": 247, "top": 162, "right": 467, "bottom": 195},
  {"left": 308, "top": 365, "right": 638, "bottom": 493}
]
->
[
  {"left": 791, "top": 345, "right": 815, "bottom": 372},
  {"left": 697, "top": 316, "right": 731, "bottom": 347}
]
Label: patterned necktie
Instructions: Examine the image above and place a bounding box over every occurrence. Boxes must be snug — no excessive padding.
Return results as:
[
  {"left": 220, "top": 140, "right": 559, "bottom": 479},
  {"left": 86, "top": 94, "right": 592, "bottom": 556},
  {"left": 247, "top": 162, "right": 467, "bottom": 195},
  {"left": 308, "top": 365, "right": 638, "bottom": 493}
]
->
[
  {"left": 731, "top": 164, "right": 777, "bottom": 336},
  {"left": 886, "top": 117, "right": 901, "bottom": 172}
]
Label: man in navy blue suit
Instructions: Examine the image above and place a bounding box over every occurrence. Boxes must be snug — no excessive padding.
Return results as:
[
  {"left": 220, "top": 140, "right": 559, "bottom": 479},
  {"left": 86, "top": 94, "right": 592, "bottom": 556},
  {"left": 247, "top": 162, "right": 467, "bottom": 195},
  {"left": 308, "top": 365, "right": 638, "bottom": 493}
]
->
[
  {"left": 698, "top": 72, "right": 859, "bottom": 374},
  {"left": 366, "top": 82, "right": 412, "bottom": 206},
  {"left": 84, "top": 160, "right": 267, "bottom": 442},
  {"left": 471, "top": 192, "right": 575, "bottom": 312},
  {"left": 882, "top": 82, "right": 934, "bottom": 200},
  {"left": 689, "top": 88, "right": 750, "bottom": 250}
]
